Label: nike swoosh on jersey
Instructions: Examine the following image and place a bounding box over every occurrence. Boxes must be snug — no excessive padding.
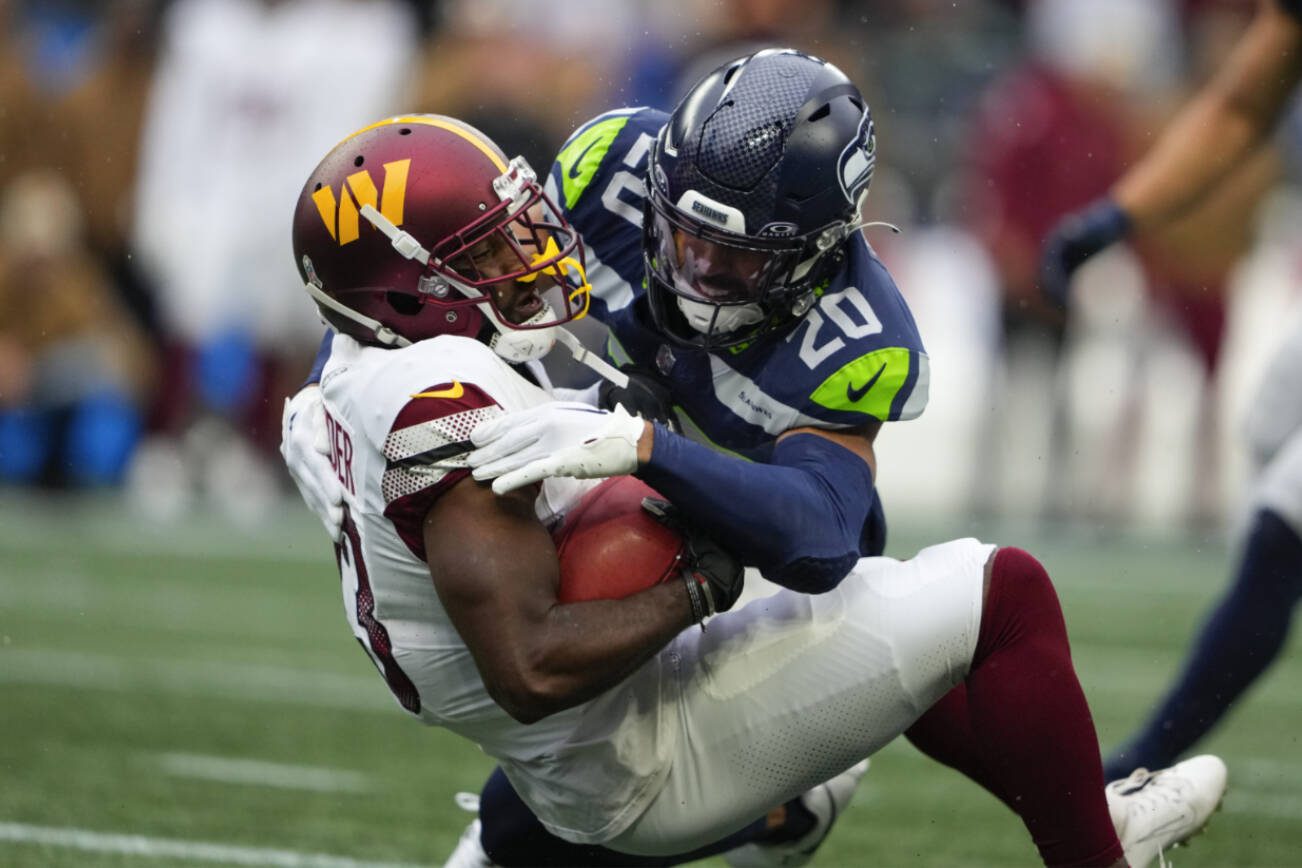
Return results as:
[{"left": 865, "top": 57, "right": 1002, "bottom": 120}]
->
[
  {"left": 845, "top": 363, "right": 887, "bottom": 404},
  {"left": 412, "top": 381, "right": 465, "bottom": 400},
  {"left": 568, "top": 138, "right": 599, "bottom": 179}
]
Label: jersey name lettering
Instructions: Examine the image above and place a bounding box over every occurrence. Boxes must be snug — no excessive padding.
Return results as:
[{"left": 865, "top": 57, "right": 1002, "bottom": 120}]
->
[{"left": 325, "top": 407, "right": 356, "bottom": 496}]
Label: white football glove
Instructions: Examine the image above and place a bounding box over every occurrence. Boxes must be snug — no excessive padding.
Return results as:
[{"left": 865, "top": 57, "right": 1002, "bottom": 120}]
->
[
  {"left": 280, "top": 385, "right": 344, "bottom": 540},
  {"left": 468, "top": 402, "right": 646, "bottom": 495}
]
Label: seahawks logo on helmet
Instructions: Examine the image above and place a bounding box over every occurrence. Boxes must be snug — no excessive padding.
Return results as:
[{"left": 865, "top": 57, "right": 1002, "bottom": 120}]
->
[
  {"left": 652, "top": 163, "right": 669, "bottom": 197},
  {"left": 837, "top": 110, "right": 876, "bottom": 205}
]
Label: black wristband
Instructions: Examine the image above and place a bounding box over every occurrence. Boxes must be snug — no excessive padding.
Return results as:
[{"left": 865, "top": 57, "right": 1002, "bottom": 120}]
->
[{"left": 680, "top": 566, "right": 707, "bottom": 625}]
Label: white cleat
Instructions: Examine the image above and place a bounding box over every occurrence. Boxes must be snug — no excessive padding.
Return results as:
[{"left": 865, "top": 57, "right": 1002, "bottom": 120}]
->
[
  {"left": 1106, "top": 754, "right": 1227, "bottom": 868},
  {"left": 725, "top": 759, "right": 870, "bottom": 868},
  {"left": 443, "top": 818, "right": 494, "bottom": 868}
]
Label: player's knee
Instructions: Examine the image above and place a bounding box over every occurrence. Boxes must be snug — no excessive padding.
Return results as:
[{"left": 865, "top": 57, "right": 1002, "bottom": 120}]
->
[
  {"left": 1245, "top": 508, "right": 1302, "bottom": 607},
  {"left": 477, "top": 770, "right": 539, "bottom": 865},
  {"left": 478, "top": 816, "right": 535, "bottom": 867},
  {"left": 1243, "top": 397, "right": 1291, "bottom": 469},
  {"left": 477, "top": 769, "right": 607, "bottom": 867},
  {"left": 991, "top": 547, "right": 1056, "bottom": 600},
  {"left": 1252, "top": 434, "right": 1302, "bottom": 538},
  {"left": 975, "top": 547, "right": 1067, "bottom": 662}
]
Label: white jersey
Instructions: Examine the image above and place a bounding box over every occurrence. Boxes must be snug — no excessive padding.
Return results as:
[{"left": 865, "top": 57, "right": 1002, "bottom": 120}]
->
[
  {"left": 318, "top": 333, "right": 678, "bottom": 842},
  {"left": 315, "top": 332, "right": 996, "bottom": 851}
]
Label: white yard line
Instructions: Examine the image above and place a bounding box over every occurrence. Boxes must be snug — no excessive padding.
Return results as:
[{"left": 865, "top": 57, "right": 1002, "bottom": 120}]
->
[
  {"left": 6, "top": 644, "right": 1300, "bottom": 713},
  {"left": 156, "top": 752, "right": 371, "bottom": 793},
  {"left": 0, "top": 822, "right": 430, "bottom": 868},
  {"left": 0, "top": 534, "right": 333, "bottom": 565},
  {"left": 0, "top": 504, "right": 330, "bottom": 566},
  {"left": 0, "top": 649, "right": 392, "bottom": 712}
]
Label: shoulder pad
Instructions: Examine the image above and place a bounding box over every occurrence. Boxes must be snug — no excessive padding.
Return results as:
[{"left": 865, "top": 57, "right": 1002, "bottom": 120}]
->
[
  {"left": 789, "top": 243, "right": 930, "bottom": 422},
  {"left": 809, "top": 348, "right": 929, "bottom": 421},
  {"left": 551, "top": 108, "right": 666, "bottom": 211}
]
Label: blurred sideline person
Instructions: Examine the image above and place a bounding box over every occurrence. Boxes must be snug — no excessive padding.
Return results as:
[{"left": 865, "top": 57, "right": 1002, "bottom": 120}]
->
[
  {"left": 285, "top": 102, "right": 1225, "bottom": 868},
  {"left": 128, "top": 0, "right": 418, "bottom": 519},
  {"left": 410, "top": 0, "right": 625, "bottom": 173},
  {"left": 0, "top": 172, "right": 152, "bottom": 487},
  {"left": 961, "top": 0, "right": 1146, "bottom": 520},
  {"left": 1130, "top": 3, "right": 1282, "bottom": 528},
  {"left": 1041, "top": 0, "right": 1302, "bottom": 780},
  {"left": 57, "top": 0, "right": 170, "bottom": 352}
]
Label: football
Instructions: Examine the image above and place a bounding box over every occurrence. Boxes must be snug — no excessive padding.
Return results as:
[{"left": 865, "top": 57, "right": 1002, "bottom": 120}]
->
[{"left": 552, "top": 476, "right": 686, "bottom": 603}]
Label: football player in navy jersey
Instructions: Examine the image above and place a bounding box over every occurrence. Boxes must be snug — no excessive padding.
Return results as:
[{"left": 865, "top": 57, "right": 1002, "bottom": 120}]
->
[
  {"left": 401, "top": 56, "right": 927, "bottom": 862},
  {"left": 284, "top": 52, "right": 1227, "bottom": 868},
  {"left": 1041, "top": 0, "right": 1302, "bottom": 782},
  {"left": 449, "top": 51, "right": 1221, "bottom": 868},
  {"left": 528, "top": 49, "right": 924, "bottom": 588}
]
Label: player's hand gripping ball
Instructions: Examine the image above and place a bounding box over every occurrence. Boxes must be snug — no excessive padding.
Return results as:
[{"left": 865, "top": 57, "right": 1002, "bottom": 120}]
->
[
  {"left": 552, "top": 476, "right": 744, "bottom": 615},
  {"left": 552, "top": 477, "right": 685, "bottom": 603}
]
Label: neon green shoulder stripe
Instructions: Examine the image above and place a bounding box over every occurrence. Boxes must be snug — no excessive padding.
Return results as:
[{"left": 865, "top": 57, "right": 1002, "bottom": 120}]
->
[
  {"left": 604, "top": 331, "right": 632, "bottom": 366},
  {"left": 557, "top": 115, "right": 631, "bottom": 209},
  {"left": 809, "top": 347, "right": 912, "bottom": 420},
  {"left": 672, "top": 408, "right": 752, "bottom": 461}
]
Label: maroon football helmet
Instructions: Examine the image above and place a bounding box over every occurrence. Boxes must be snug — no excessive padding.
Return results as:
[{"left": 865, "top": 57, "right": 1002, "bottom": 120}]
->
[{"left": 292, "top": 115, "right": 589, "bottom": 356}]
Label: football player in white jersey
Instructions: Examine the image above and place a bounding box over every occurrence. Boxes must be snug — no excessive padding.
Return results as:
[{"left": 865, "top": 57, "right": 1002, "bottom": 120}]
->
[
  {"left": 1041, "top": 0, "right": 1302, "bottom": 782},
  {"left": 284, "top": 114, "right": 1226, "bottom": 868}
]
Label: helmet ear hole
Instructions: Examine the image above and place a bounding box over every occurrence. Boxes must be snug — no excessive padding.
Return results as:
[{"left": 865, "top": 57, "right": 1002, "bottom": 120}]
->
[{"left": 387, "top": 291, "right": 420, "bottom": 315}]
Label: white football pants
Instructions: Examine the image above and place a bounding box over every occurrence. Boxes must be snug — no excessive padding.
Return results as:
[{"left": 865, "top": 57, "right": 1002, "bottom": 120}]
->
[{"left": 608, "top": 537, "right": 993, "bottom": 856}]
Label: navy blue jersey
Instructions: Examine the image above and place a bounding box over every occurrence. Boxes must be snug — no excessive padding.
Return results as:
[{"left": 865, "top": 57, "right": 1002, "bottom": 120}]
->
[{"left": 547, "top": 108, "right": 929, "bottom": 461}]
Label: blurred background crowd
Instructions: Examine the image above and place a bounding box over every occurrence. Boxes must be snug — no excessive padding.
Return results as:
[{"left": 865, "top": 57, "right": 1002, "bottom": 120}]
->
[{"left": 1, "top": 0, "right": 1298, "bottom": 534}]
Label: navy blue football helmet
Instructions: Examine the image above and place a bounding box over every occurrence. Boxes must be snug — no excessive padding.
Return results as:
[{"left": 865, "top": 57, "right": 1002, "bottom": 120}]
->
[{"left": 644, "top": 49, "right": 877, "bottom": 348}]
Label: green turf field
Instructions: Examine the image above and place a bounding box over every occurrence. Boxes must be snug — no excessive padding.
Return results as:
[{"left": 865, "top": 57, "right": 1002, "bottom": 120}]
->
[{"left": 2, "top": 493, "right": 1299, "bottom": 867}]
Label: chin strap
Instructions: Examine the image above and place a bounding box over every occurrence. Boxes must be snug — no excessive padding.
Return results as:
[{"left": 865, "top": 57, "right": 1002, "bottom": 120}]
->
[
  {"left": 360, "top": 204, "right": 432, "bottom": 265},
  {"left": 515, "top": 237, "right": 626, "bottom": 385},
  {"left": 302, "top": 279, "right": 411, "bottom": 348},
  {"left": 553, "top": 327, "right": 629, "bottom": 388}
]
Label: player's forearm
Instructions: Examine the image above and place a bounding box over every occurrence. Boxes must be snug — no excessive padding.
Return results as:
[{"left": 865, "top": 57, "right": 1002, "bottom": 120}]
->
[
  {"left": 1117, "top": 95, "right": 1272, "bottom": 231},
  {"left": 430, "top": 480, "right": 690, "bottom": 723},
  {"left": 1116, "top": 5, "right": 1302, "bottom": 232},
  {"left": 637, "top": 428, "right": 873, "bottom": 592},
  {"left": 449, "top": 558, "right": 691, "bottom": 724},
  {"left": 505, "top": 584, "right": 693, "bottom": 722}
]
